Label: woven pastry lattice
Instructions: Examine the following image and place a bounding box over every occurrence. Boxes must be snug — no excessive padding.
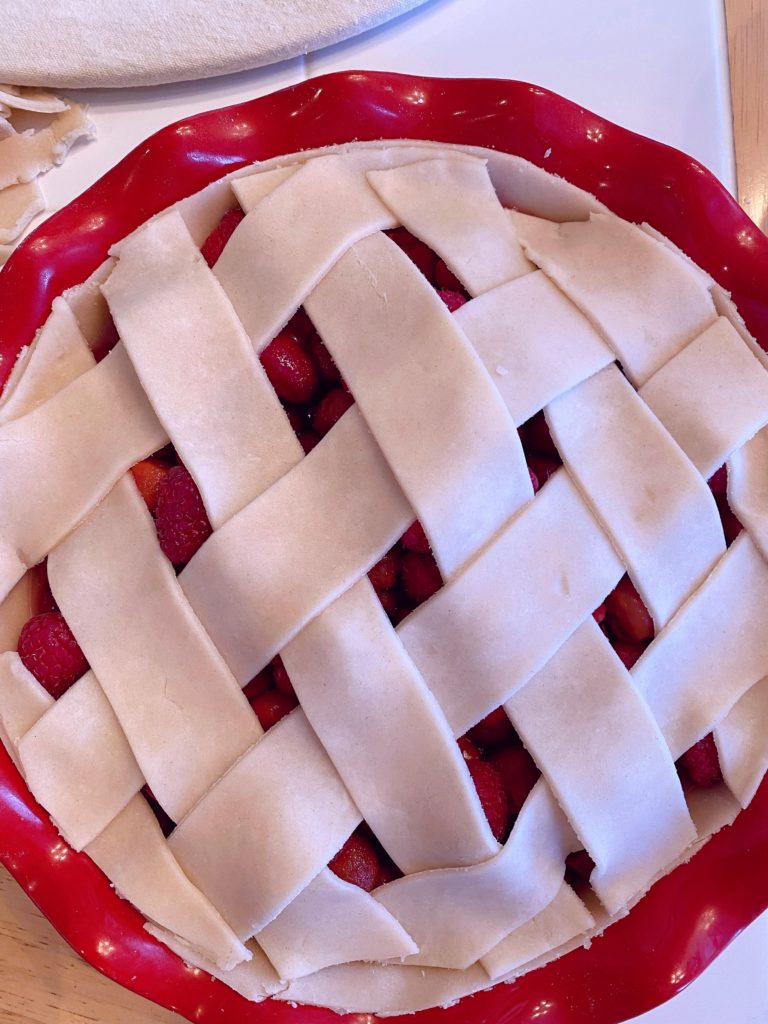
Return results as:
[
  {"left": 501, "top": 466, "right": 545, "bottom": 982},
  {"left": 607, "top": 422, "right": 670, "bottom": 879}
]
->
[{"left": 1, "top": 142, "right": 768, "bottom": 1016}]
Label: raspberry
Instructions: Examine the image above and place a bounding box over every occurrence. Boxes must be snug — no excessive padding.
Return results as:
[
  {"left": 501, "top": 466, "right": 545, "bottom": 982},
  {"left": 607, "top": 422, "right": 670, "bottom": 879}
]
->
[
  {"left": 401, "top": 551, "right": 443, "bottom": 604},
  {"left": 18, "top": 612, "right": 89, "bottom": 699},
  {"left": 612, "top": 641, "right": 646, "bottom": 670},
  {"left": 707, "top": 464, "right": 727, "bottom": 499},
  {"left": 299, "top": 431, "right": 320, "bottom": 454},
  {"left": 489, "top": 744, "right": 541, "bottom": 819},
  {"left": 435, "top": 258, "right": 463, "bottom": 291},
  {"left": 250, "top": 689, "right": 298, "bottom": 730},
  {"left": 438, "top": 289, "right": 468, "bottom": 313},
  {"left": 527, "top": 454, "right": 560, "bottom": 488},
  {"left": 308, "top": 334, "right": 342, "bottom": 383},
  {"left": 678, "top": 733, "right": 723, "bottom": 788},
  {"left": 520, "top": 411, "right": 560, "bottom": 460},
  {"left": 328, "top": 832, "right": 381, "bottom": 891},
  {"left": 131, "top": 458, "right": 172, "bottom": 515},
  {"left": 261, "top": 331, "right": 318, "bottom": 405},
  {"left": 312, "top": 388, "right": 355, "bottom": 436},
  {"left": 243, "top": 668, "right": 272, "bottom": 702},
  {"left": 271, "top": 655, "right": 296, "bottom": 698},
  {"left": 457, "top": 736, "right": 481, "bottom": 761},
  {"left": 401, "top": 520, "right": 431, "bottom": 554},
  {"left": 368, "top": 549, "right": 401, "bottom": 592},
  {"left": 467, "top": 707, "right": 517, "bottom": 749},
  {"left": 605, "top": 576, "right": 654, "bottom": 643},
  {"left": 467, "top": 759, "right": 510, "bottom": 842},
  {"left": 155, "top": 466, "right": 213, "bottom": 566},
  {"left": 200, "top": 208, "right": 245, "bottom": 267}
]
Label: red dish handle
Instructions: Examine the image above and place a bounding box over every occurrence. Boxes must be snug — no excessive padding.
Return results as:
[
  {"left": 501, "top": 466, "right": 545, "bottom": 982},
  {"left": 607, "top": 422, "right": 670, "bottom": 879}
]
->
[{"left": 1, "top": 71, "right": 767, "bottom": 1024}]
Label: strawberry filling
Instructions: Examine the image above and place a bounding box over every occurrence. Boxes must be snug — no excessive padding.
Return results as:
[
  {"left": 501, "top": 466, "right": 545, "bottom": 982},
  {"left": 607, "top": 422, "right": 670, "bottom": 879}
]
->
[
  {"left": 154, "top": 465, "right": 213, "bottom": 567},
  {"left": 14, "top": 213, "right": 736, "bottom": 895},
  {"left": 328, "top": 830, "right": 381, "bottom": 891},
  {"left": 18, "top": 611, "right": 89, "bottom": 699}
]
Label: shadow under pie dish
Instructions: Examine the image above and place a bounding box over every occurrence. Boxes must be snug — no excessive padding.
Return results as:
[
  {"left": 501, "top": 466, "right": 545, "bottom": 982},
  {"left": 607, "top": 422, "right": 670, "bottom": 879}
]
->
[{"left": 1, "top": 74, "right": 768, "bottom": 1024}]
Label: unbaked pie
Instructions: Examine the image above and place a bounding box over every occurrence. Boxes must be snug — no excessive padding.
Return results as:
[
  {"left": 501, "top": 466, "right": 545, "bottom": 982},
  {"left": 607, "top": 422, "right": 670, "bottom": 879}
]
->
[{"left": 1, "top": 139, "right": 768, "bottom": 1016}]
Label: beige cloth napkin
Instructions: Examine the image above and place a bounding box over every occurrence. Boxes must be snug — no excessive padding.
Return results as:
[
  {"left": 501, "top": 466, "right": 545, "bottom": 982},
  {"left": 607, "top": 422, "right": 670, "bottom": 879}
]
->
[{"left": 0, "top": 0, "right": 430, "bottom": 88}]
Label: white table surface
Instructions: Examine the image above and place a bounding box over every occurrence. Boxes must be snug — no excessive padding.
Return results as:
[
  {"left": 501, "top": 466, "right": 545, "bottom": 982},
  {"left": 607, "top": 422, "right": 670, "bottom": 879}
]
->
[{"left": 13, "top": 1, "right": 768, "bottom": 1021}]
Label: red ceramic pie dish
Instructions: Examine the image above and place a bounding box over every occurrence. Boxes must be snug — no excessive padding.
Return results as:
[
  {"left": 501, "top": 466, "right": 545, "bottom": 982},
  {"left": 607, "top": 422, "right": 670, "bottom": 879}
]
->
[{"left": 1, "top": 71, "right": 767, "bottom": 1024}]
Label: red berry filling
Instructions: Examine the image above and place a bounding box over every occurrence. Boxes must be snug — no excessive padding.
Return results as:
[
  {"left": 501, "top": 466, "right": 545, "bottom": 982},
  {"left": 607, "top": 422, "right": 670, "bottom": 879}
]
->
[
  {"left": 488, "top": 743, "right": 541, "bottom": 821},
  {"left": 18, "top": 612, "right": 89, "bottom": 699},
  {"left": 467, "top": 706, "right": 517, "bottom": 749},
  {"left": 386, "top": 227, "right": 437, "bottom": 283},
  {"left": 309, "top": 334, "right": 342, "bottom": 383},
  {"left": 261, "top": 330, "right": 318, "bottom": 405},
  {"left": 605, "top": 575, "right": 654, "bottom": 644},
  {"left": 131, "top": 457, "right": 172, "bottom": 516},
  {"left": 29, "top": 560, "right": 57, "bottom": 614},
  {"left": 438, "top": 289, "right": 468, "bottom": 313},
  {"left": 677, "top": 733, "right": 723, "bottom": 788},
  {"left": 467, "top": 758, "right": 510, "bottom": 843},
  {"left": 201, "top": 207, "right": 245, "bottom": 267},
  {"left": 565, "top": 850, "right": 596, "bottom": 887},
  {"left": 250, "top": 688, "right": 299, "bottom": 731},
  {"left": 243, "top": 668, "right": 272, "bottom": 702},
  {"left": 155, "top": 465, "right": 213, "bottom": 567},
  {"left": 328, "top": 831, "right": 381, "bottom": 891},
  {"left": 368, "top": 549, "right": 402, "bottom": 592},
  {"left": 401, "top": 520, "right": 431, "bottom": 554},
  {"left": 435, "top": 258, "right": 464, "bottom": 292},
  {"left": 141, "top": 785, "right": 177, "bottom": 838},
  {"left": 271, "top": 655, "right": 296, "bottom": 697},
  {"left": 401, "top": 551, "right": 443, "bottom": 604}
]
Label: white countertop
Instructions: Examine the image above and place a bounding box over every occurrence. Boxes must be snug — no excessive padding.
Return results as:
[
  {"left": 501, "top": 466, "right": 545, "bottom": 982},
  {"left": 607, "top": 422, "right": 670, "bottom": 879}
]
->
[{"left": 16, "top": 1, "right": 768, "bottom": 1021}]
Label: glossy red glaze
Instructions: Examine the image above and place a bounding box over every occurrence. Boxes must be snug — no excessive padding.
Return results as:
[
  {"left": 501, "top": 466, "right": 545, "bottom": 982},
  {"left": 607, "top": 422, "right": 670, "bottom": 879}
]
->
[{"left": 1, "top": 71, "right": 767, "bottom": 1024}]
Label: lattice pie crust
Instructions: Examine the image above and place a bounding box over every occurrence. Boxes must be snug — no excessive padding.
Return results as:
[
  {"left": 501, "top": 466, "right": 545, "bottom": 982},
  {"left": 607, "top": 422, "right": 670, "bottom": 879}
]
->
[{"left": 1, "top": 140, "right": 768, "bottom": 1016}]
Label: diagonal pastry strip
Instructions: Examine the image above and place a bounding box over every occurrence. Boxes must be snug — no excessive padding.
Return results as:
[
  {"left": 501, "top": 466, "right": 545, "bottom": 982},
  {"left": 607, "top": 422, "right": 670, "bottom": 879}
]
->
[
  {"left": 303, "top": 230, "right": 532, "bottom": 579},
  {"left": 511, "top": 209, "right": 718, "bottom": 385},
  {"left": 0, "top": 653, "right": 250, "bottom": 972},
  {"left": 505, "top": 618, "right": 695, "bottom": 914},
  {"left": 366, "top": 157, "right": 534, "bottom": 294},
  {"left": 546, "top": 363, "right": 726, "bottom": 629},
  {"left": 0, "top": 344, "right": 168, "bottom": 604}
]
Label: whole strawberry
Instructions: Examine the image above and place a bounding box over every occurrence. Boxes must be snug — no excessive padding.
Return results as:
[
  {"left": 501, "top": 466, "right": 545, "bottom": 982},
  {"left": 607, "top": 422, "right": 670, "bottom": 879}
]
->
[
  {"left": 155, "top": 465, "right": 213, "bottom": 566},
  {"left": 18, "top": 612, "right": 89, "bottom": 699}
]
